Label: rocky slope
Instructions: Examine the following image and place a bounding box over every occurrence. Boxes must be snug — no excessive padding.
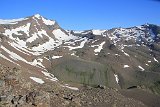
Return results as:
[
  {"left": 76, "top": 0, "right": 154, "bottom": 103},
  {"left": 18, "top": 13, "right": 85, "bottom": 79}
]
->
[
  {"left": 0, "top": 64, "right": 148, "bottom": 107},
  {"left": 0, "top": 14, "right": 160, "bottom": 107}
]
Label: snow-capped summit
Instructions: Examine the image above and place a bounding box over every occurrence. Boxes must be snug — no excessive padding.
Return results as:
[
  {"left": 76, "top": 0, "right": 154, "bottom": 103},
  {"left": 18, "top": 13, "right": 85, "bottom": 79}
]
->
[
  {"left": 33, "top": 14, "right": 42, "bottom": 19},
  {"left": 31, "top": 14, "right": 56, "bottom": 26}
]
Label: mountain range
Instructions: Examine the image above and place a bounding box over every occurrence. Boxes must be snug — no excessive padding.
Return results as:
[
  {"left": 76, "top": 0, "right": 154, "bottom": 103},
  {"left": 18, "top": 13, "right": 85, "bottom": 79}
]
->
[{"left": 0, "top": 14, "right": 160, "bottom": 107}]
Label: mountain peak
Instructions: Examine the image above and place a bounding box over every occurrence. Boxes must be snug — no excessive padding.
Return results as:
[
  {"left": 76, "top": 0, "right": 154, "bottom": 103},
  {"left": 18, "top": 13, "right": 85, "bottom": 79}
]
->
[
  {"left": 31, "top": 14, "right": 48, "bottom": 20},
  {"left": 31, "top": 14, "right": 56, "bottom": 26},
  {"left": 32, "top": 14, "right": 43, "bottom": 19}
]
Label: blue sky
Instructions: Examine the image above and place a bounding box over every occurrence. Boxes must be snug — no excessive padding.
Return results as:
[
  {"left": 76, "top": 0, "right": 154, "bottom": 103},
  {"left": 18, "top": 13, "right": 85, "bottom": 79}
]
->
[{"left": 0, "top": 0, "right": 160, "bottom": 30}]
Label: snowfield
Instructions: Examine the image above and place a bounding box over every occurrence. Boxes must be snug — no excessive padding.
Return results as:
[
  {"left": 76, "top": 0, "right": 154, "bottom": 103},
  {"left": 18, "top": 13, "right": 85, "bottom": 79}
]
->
[
  {"left": 94, "top": 41, "right": 105, "bottom": 55},
  {"left": 0, "top": 18, "right": 28, "bottom": 24},
  {"left": 30, "top": 77, "right": 44, "bottom": 84},
  {"left": 124, "top": 65, "right": 130, "bottom": 68}
]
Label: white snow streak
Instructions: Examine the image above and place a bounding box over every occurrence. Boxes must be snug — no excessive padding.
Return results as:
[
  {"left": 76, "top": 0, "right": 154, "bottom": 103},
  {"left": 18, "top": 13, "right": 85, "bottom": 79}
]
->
[
  {"left": 32, "top": 58, "right": 45, "bottom": 68},
  {"left": 42, "top": 17, "right": 55, "bottom": 25},
  {"left": 34, "top": 14, "right": 41, "bottom": 19},
  {"left": 61, "top": 84, "right": 79, "bottom": 90},
  {"left": 30, "top": 77, "right": 44, "bottom": 84},
  {"left": 121, "top": 50, "right": 130, "bottom": 57},
  {"left": 66, "top": 38, "right": 88, "bottom": 50},
  {"left": 3, "top": 23, "right": 31, "bottom": 38},
  {"left": 53, "top": 29, "right": 77, "bottom": 41},
  {"left": 138, "top": 66, "right": 145, "bottom": 71},
  {"left": 114, "top": 74, "right": 119, "bottom": 84},
  {"left": 1, "top": 46, "right": 46, "bottom": 69},
  {"left": 92, "top": 30, "right": 105, "bottom": 35},
  {"left": 154, "top": 57, "right": 159, "bottom": 63},
  {"left": 1, "top": 46, "right": 29, "bottom": 62},
  {"left": 41, "top": 71, "right": 58, "bottom": 81},
  {"left": 94, "top": 41, "right": 105, "bottom": 55},
  {"left": 26, "top": 33, "right": 38, "bottom": 43},
  {"left": 0, "top": 18, "right": 28, "bottom": 24},
  {"left": 123, "top": 65, "right": 130, "bottom": 68},
  {"left": 0, "top": 53, "right": 18, "bottom": 65},
  {"left": 52, "top": 55, "right": 63, "bottom": 59},
  {"left": 31, "top": 37, "right": 61, "bottom": 52}
]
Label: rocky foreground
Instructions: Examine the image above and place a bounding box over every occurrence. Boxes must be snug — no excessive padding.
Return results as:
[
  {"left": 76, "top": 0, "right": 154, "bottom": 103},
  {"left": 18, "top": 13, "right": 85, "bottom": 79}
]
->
[{"left": 0, "top": 65, "right": 147, "bottom": 107}]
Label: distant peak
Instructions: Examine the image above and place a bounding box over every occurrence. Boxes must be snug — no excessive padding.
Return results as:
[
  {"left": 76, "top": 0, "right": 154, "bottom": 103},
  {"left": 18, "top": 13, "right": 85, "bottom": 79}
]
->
[{"left": 0, "top": 18, "right": 28, "bottom": 25}]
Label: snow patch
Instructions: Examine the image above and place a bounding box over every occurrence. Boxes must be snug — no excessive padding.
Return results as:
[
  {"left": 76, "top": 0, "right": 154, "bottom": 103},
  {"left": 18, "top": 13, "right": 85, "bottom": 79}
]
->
[
  {"left": 0, "top": 53, "right": 19, "bottom": 65},
  {"left": 94, "top": 41, "right": 105, "bottom": 55},
  {"left": 124, "top": 65, "right": 130, "bottom": 68},
  {"left": 53, "top": 29, "right": 77, "bottom": 41},
  {"left": 61, "top": 84, "right": 79, "bottom": 90},
  {"left": 26, "top": 29, "right": 49, "bottom": 43},
  {"left": 42, "top": 17, "right": 55, "bottom": 25},
  {"left": 115, "top": 54, "right": 120, "bottom": 56},
  {"left": 41, "top": 71, "right": 58, "bottom": 81},
  {"left": 1, "top": 46, "right": 29, "bottom": 63},
  {"left": 30, "top": 77, "right": 44, "bottom": 84},
  {"left": 0, "top": 18, "right": 28, "bottom": 24},
  {"left": 121, "top": 50, "right": 130, "bottom": 57},
  {"left": 32, "top": 58, "right": 45, "bottom": 68},
  {"left": 9, "top": 42, "right": 30, "bottom": 56},
  {"left": 154, "top": 57, "right": 159, "bottom": 63},
  {"left": 65, "top": 38, "right": 88, "bottom": 50},
  {"left": 114, "top": 74, "right": 119, "bottom": 84},
  {"left": 34, "top": 14, "right": 41, "bottom": 19},
  {"left": 3, "top": 23, "right": 31, "bottom": 38},
  {"left": 138, "top": 66, "right": 145, "bottom": 71},
  {"left": 1, "top": 46, "right": 47, "bottom": 69},
  {"left": 92, "top": 30, "right": 105, "bottom": 35},
  {"left": 71, "top": 53, "right": 79, "bottom": 57},
  {"left": 9, "top": 39, "right": 40, "bottom": 56},
  {"left": 31, "top": 37, "right": 61, "bottom": 53},
  {"left": 26, "top": 33, "right": 39, "bottom": 43},
  {"left": 52, "top": 55, "right": 63, "bottom": 59}
]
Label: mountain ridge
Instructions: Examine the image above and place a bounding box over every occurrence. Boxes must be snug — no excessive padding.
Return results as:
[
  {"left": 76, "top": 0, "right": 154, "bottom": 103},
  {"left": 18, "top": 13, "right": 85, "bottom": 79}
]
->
[{"left": 0, "top": 14, "right": 160, "bottom": 107}]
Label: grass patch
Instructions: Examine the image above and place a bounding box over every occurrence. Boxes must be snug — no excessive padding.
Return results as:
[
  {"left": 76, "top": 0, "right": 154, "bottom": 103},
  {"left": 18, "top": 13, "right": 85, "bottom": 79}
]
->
[{"left": 50, "top": 56, "right": 109, "bottom": 86}]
